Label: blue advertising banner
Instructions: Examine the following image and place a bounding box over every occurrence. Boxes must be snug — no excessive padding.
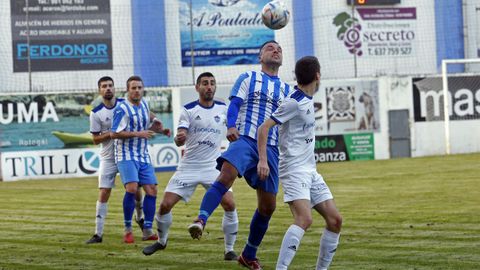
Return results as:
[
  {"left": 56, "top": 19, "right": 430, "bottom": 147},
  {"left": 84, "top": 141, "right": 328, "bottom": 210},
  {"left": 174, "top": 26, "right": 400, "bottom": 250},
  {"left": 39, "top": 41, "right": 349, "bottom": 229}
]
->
[
  {"left": 0, "top": 89, "right": 173, "bottom": 152},
  {"left": 179, "top": 0, "right": 274, "bottom": 67}
]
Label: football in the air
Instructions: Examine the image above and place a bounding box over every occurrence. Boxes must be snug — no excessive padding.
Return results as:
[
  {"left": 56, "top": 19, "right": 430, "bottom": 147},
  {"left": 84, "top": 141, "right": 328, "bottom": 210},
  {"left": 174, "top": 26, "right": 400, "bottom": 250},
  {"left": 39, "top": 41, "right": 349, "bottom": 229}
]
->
[{"left": 261, "top": 1, "right": 290, "bottom": 30}]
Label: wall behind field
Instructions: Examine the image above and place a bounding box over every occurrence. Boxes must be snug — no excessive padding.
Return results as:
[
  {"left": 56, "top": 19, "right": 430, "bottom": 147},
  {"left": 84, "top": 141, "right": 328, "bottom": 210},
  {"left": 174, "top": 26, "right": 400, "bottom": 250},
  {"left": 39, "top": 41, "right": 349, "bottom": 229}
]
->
[
  {"left": 0, "top": 0, "right": 469, "bottom": 91},
  {"left": 1, "top": 0, "right": 479, "bottom": 181}
]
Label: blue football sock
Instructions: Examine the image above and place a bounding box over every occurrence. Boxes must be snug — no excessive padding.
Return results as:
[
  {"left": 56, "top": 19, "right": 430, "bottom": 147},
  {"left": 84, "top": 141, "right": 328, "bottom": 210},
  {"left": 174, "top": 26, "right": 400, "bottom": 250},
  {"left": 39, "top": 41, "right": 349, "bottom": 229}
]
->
[
  {"left": 143, "top": 194, "right": 157, "bottom": 229},
  {"left": 243, "top": 209, "right": 271, "bottom": 260},
  {"left": 198, "top": 181, "right": 229, "bottom": 224},
  {"left": 123, "top": 191, "right": 136, "bottom": 229}
]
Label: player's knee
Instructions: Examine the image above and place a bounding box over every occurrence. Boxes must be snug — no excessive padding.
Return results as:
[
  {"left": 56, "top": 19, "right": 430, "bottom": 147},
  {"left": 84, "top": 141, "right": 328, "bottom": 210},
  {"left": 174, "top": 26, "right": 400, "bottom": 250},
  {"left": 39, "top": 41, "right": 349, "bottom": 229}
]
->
[
  {"left": 326, "top": 213, "right": 342, "bottom": 233},
  {"left": 159, "top": 200, "right": 174, "bottom": 214},
  {"left": 218, "top": 164, "right": 237, "bottom": 186},
  {"left": 98, "top": 188, "right": 111, "bottom": 202},
  {"left": 143, "top": 184, "right": 158, "bottom": 196},
  {"left": 125, "top": 183, "right": 138, "bottom": 193},
  {"left": 258, "top": 203, "right": 276, "bottom": 217},
  {"left": 221, "top": 199, "right": 236, "bottom": 212},
  {"left": 297, "top": 216, "right": 313, "bottom": 230}
]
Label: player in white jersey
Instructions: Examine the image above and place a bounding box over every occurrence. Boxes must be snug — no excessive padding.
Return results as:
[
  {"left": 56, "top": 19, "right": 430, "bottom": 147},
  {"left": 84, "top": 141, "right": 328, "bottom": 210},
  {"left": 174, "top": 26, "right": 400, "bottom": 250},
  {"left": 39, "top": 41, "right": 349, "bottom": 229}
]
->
[
  {"left": 142, "top": 72, "right": 239, "bottom": 261},
  {"left": 189, "top": 40, "right": 290, "bottom": 270},
  {"left": 85, "top": 76, "right": 144, "bottom": 244},
  {"left": 111, "top": 76, "right": 171, "bottom": 244},
  {"left": 257, "top": 56, "right": 342, "bottom": 270}
]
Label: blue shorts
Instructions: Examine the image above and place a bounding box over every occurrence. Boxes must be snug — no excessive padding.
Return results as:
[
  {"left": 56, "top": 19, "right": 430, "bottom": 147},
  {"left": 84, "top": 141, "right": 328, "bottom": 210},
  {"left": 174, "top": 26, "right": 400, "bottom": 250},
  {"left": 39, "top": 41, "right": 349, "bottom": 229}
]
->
[
  {"left": 216, "top": 136, "right": 279, "bottom": 194},
  {"left": 117, "top": 160, "right": 157, "bottom": 186}
]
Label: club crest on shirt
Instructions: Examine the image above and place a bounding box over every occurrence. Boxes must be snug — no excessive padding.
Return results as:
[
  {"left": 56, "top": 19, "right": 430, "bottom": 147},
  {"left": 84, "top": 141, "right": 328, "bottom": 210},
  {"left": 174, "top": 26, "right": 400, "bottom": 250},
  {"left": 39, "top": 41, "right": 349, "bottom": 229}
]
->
[{"left": 214, "top": 115, "right": 220, "bottom": 123}]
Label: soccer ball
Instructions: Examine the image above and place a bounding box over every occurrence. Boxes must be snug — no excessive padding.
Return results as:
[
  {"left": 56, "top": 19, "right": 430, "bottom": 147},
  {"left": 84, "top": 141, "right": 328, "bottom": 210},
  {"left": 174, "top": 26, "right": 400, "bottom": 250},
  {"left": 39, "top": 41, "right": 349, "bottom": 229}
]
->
[{"left": 261, "top": 1, "right": 290, "bottom": 30}]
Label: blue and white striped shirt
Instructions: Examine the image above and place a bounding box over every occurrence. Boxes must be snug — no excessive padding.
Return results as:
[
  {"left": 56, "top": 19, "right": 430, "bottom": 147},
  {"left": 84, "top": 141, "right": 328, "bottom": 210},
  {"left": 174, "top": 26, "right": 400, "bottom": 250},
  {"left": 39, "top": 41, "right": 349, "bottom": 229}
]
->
[
  {"left": 111, "top": 99, "right": 152, "bottom": 163},
  {"left": 230, "top": 71, "right": 290, "bottom": 146}
]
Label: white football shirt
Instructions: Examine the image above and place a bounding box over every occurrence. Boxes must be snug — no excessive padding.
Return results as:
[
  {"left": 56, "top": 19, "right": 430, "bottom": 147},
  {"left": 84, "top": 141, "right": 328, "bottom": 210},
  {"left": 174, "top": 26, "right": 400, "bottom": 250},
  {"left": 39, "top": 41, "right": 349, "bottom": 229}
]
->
[
  {"left": 177, "top": 100, "right": 227, "bottom": 170},
  {"left": 89, "top": 98, "right": 124, "bottom": 161},
  {"left": 271, "top": 87, "right": 316, "bottom": 172}
]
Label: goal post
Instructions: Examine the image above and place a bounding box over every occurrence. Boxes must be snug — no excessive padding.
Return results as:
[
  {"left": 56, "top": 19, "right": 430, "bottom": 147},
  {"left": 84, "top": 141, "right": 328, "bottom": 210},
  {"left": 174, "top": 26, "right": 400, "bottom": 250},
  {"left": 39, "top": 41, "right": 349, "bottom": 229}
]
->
[{"left": 441, "top": 58, "right": 480, "bottom": 155}]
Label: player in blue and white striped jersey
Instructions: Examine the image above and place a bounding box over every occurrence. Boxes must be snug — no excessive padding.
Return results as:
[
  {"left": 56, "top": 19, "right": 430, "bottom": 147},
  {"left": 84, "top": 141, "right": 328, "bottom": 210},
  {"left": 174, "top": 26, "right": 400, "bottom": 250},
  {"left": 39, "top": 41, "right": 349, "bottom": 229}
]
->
[
  {"left": 257, "top": 56, "right": 342, "bottom": 270},
  {"left": 111, "top": 76, "right": 171, "bottom": 244},
  {"left": 143, "top": 72, "right": 239, "bottom": 261},
  {"left": 189, "top": 40, "right": 290, "bottom": 269},
  {"left": 85, "top": 76, "right": 144, "bottom": 244}
]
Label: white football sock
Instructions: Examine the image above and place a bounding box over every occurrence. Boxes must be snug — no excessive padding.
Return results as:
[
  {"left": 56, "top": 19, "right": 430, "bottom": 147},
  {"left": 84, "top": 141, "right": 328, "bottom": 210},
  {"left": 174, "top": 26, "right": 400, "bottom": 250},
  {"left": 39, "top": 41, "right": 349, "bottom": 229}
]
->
[
  {"left": 95, "top": 201, "right": 108, "bottom": 236},
  {"left": 276, "top": 224, "right": 305, "bottom": 270},
  {"left": 316, "top": 229, "right": 340, "bottom": 270},
  {"left": 222, "top": 209, "right": 238, "bottom": 253},
  {"left": 156, "top": 212, "right": 172, "bottom": 245}
]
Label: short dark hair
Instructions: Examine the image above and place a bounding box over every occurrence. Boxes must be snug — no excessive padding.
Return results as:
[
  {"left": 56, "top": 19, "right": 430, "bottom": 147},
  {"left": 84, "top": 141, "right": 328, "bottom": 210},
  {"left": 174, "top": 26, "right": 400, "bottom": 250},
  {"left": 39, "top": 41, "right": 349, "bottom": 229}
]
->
[
  {"left": 126, "top": 75, "right": 143, "bottom": 89},
  {"left": 259, "top": 40, "right": 279, "bottom": 55},
  {"left": 196, "top": 72, "right": 215, "bottom": 85},
  {"left": 295, "top": 56, "right": 320, "bottom": 85},
  {"left": 97, "top": 76, "right": 114, "bottom": 88}
]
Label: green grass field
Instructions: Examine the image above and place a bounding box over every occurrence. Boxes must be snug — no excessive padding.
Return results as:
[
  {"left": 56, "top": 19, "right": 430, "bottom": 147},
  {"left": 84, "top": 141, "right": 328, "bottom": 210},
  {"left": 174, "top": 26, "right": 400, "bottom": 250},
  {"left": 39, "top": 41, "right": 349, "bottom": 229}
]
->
[{"left": 1, "top": 153, "right": 479, "bottom": 270}]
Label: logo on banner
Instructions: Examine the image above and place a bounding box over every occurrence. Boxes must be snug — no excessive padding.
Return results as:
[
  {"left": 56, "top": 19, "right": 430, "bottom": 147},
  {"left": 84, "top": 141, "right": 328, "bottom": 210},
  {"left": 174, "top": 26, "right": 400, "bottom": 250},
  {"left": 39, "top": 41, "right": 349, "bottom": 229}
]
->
[
  {"left": 327, "top": 86, "right": 355, "bottom": 121},
  {"left": 156, "top": 146, "right": 180, "bottom": 166},
  {"left": 78, "top": 151, "right": 100, "bottom": 175},
  {"left": 332, "top": 8, "right": 416, "bottom": 57},
  {"left": 333, "top": 12, "right": 363, "bottom": 56}
]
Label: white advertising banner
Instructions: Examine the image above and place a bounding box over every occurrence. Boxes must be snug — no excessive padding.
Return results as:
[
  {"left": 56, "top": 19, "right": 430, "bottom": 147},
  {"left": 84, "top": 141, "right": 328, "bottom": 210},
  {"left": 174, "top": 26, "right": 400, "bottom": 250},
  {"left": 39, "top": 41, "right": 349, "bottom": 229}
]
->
[
  {"left": 1, "top": 144, "right": 180, "bottom": 181},
  {"left": 314, "top": 1, "right": 436, "bottom": 78}
]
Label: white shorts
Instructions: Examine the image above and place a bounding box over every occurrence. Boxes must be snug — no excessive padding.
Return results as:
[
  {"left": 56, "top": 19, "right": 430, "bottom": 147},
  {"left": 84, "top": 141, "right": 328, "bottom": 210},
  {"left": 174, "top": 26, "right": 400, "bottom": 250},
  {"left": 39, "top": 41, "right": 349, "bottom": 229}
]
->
[
  {"left": 98, "top": 160, "right": 118, "bottom": 189},
  {"left": 280, "top": 170, "right": 333, "bottom": 207},
  {"left": 165, "top": 169, "right": 232, "bottom": 202}
]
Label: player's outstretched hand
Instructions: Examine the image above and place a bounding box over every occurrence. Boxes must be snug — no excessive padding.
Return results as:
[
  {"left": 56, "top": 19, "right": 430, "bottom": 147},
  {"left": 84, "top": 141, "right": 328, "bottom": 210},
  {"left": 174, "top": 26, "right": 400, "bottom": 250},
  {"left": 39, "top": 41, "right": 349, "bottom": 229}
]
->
[
  {"left": 138, "top": 130, "right": 155, "bottom": 139},
  {"left": 226, "top": 127, "right": 240, "bottom": 142},
  {"left": 150, "top": 119, "right": 164, "bottom": 133},
  {"left": 162, "top": 128, "right": 171, "bottom": 137},
  {"left": 257, "top": 160, "right": 270, "bottom": 181}
]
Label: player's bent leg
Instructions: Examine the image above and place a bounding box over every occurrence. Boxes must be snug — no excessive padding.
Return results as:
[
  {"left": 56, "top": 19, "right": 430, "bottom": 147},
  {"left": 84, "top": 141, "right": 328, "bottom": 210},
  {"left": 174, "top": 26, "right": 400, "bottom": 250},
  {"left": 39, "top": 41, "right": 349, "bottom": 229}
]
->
[
  {"left": 314, "top": 199, "right": 342, "bottom": 233},
  {"left": 159, "top": 192, "right": 181, "bottom": 214},
  {"left": 141, "top": 184, "right": 158, "bottom": 241},
  {"left": 98, "top": 188, "right": 112, "bottom": 203},
  {"left": 94, "top": 188, "right": 111, "bottom": 236},
  {"left": 123, "top": 182, "right": 138, "bottom": 244},
  {"left": 86, "top": 188, "right": 112, "bottom": 244},
  {"left": 276, "top": 200, "right": 311, "bottom": 270},
  {"left": 290, "top": 199, "right": 313, "bottom": 230},
  {"left": 241, "top": 189, "right": 276, "bottom": 262},
  {"left": 143, "top": 192, "right": 181, "bottom": 256},
  {"left": 314, "top": 199, "right": 342, "bottom": 270},
  {"left": 220, "top": 191, "right": 238, "bottom": 260},
  {"left": 158, "top": 193, "right": 181, "bottom": 242},
  {"left": 257, "top": 187, "right": 276, "bottom": 217},
  {"left": 189, "top": 162, "right": 238, "bottom": 239}
]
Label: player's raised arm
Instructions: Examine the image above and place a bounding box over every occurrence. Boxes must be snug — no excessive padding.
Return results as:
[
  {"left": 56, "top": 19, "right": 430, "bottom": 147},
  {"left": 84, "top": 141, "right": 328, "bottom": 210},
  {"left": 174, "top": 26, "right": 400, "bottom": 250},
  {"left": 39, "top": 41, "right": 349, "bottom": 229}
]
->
[
  {"left": 226, "top": 97, "right": 242, "bottom": 142},
  {"left": 257, "top": 118, "right": 277, "bottom": 180}
]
